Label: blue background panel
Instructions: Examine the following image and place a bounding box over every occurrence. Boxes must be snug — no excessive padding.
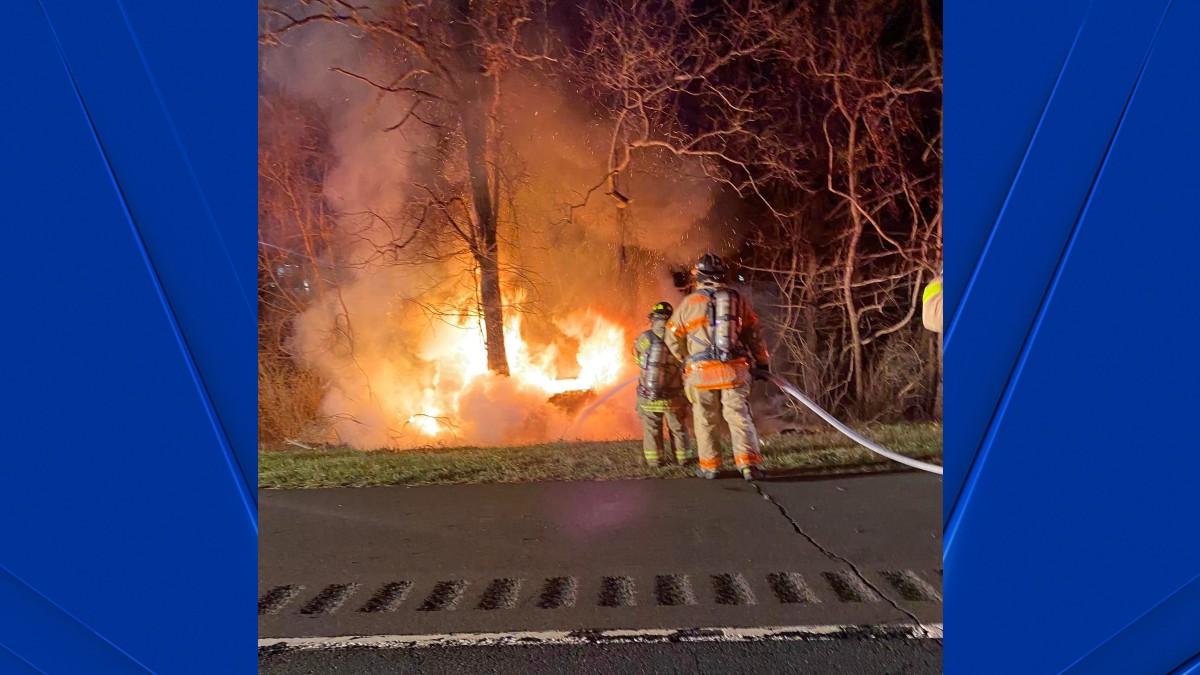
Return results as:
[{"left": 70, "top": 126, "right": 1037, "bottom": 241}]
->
[
  {"left": 3, "top": 0, "right": 1199, "bottom": 671},
  {"left": 0, "top": 644, "right": 41, "bottom": 675},
  {"left": 37, "top": 0, "right": 259, "bottom": 498},
  {"left": 1, "top": 1, "right": 256, "bottom": 673},
  {"left": 112, "top": 1, "right": 261, "bottom": 301},
  {"left": 1173, "top": 652, "right": 1200, "bottom": 675},
  {"left": 947, "top": 0, "right": 1200, "bottom": 672},
  {"left": 943, "top": 0, "right": 1089, "bottom": 316},
  {"left": 944, "top": 0, "right": 1172, "bottom": 521}
]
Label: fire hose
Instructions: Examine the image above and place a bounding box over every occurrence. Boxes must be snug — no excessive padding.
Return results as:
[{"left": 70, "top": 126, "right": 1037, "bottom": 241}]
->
[
  {"left": 568, "top": 371, "right": 942, "bottom": 476},
  {"left": 754, "top": 369, "right": 943, "bottom": 476}
]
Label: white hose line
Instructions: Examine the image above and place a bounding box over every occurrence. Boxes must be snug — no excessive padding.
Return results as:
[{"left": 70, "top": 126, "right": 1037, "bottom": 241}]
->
[{"left": 758, "top": 371, "right": 943, "bottom": 475}]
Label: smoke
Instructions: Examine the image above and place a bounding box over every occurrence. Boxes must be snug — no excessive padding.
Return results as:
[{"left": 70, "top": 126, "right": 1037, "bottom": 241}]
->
[
  {"left": 500, "top": 75, "right": 720, "bottom": 261},
  {"left": 261, "top": 12, "right": 727, "bottom": 449}
]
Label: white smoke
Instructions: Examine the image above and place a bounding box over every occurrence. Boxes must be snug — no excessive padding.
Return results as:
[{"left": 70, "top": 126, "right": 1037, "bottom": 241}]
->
[{"left": 261, "top": 10, "right": 726, "bottom": 448}]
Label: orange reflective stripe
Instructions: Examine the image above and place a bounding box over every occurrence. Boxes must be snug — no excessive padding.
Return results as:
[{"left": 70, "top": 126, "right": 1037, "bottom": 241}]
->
[
  {"left": 686, "top": 294, "right": 709, "bottom": 305},
  {"left": 685, "top": 358, "right": 748, "bottom": 384},
  {"left": 734, "top": 453, "right": 762, "bottom": 468},
  {"left": 667, "top": 321, "right": 686, "bottom": 337},
  {"left": 683, "top": 316, "right": 708, "bottom": 331},
  {"left": 699, "top": 457, "right": 721, "bottom": 470}
]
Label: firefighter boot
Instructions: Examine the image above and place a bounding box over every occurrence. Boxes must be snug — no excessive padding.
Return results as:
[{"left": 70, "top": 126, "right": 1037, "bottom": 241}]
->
[
  {"left": 694, "top": 466, "right": 718, "bottom": 480},
  {"left": 741, "top": 466, "right": 765, "bottom": 481}
]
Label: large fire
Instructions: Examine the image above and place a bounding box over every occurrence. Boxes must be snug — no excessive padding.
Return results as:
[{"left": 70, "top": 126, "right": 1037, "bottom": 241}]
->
[
  {"left": 265, "top": 22, "right": 721, "bottom": 451},
  {"left": 289, "top": 246, "right": 656, "bottom": 450},
  {"left": 396, "top": 288, "right": 635, "bottom": 441}
]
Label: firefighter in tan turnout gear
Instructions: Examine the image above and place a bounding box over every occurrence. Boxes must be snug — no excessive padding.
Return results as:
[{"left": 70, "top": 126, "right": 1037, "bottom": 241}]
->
[
  {"left": 633, "top": 302, "right": 695, "bottom": 467},
  {"left": 665, "top": 254, "right": 770, "bottom": 481},
  {"left": 922, "top": 271, "right": 943, "bottom": 334}
]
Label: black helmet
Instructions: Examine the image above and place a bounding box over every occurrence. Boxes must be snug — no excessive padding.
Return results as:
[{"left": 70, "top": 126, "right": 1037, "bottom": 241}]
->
[
  {"left": 693, "top": 253, "right": 728, "bottom": 281},
  {"left": 648, "top": 301, "right": 674, "bottom": 319}
]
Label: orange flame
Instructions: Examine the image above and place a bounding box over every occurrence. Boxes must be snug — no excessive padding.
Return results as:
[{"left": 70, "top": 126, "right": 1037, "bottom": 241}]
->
[{"left": 397, "top": 288, "right": 635, "bottom": 440}]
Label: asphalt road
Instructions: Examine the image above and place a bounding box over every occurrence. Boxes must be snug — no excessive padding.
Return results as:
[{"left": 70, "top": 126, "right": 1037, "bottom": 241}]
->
[
  {"left": 259, "top": 471, "right": 942, "bottom": 672},
  {"left": 259, "top": 637, "right": 943, "bottom": 674}
]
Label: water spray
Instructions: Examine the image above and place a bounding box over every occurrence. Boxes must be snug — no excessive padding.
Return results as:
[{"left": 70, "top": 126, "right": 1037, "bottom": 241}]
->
[{"left": 563, "top": 376, "right": 637, "bottom": 439}]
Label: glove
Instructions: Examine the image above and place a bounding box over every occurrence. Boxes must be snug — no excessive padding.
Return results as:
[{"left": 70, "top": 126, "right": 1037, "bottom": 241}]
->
[{"left": 753, "top": 363, "right": 770, "bottom": 381}]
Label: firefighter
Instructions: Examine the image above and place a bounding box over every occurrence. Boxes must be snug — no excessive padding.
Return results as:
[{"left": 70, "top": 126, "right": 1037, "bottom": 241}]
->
[
  {"left": 922, "top": 270, "right": 943, "bottom": 333},
  {"left": 665, "top": 254, "right": 770, "bottom": 481},
  {"left": 633, "top": 302, "right": 694, "bottom": 467}
]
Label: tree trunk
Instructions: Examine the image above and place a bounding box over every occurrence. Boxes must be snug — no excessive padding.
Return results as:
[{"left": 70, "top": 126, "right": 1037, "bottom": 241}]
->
[
  {"left": 464, "top": 99, "right": 510, "bottom": 376},
  {"left": 920, "top": 0, "right": 941, "bottom": 80},
  {"left": 799, "top": 238, "right": 821, "bottom": 400},
  {"left": 477, "top": 251, "right": 509, "bottom": 375},
  {"left": 452, "top": 0, "right": 510, "bottom": 375},
  {"left": 841, "top": 118, "right": 866, "bottom": 405}
]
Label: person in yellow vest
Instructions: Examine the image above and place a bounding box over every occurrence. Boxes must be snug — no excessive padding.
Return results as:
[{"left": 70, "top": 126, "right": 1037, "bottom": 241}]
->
[
  {"left": 922, "top": 271, "right": 943, "bottom": 333},
  {"left": 632, "top": 302, "right": 694, "bottom": 467},
  {"left": 665, "top": 254, "right": 770, "bottom": 481}
]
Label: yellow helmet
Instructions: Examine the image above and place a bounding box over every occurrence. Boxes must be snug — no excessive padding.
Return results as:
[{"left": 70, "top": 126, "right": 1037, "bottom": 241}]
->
[{"left": 648, "top": 302, "right": 674, "bottom": 319}]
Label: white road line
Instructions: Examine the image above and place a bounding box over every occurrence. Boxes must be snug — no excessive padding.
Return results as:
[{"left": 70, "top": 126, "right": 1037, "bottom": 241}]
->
[{"left": 259, "top": 623, "right": 943, "bottom": 650}]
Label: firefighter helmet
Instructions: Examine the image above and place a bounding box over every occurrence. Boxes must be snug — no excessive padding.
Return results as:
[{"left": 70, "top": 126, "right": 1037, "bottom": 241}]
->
[
  {"left": 648, "top": 301, "right": 674, "bottom": 319},
  {"left": 693, "top": 253, "right": 728, "bottom": 281}
]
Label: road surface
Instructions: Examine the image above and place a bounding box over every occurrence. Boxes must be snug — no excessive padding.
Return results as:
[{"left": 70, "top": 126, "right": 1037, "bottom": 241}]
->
[{"left": 259, "top": 471, "right": 942, "bottom": 673}]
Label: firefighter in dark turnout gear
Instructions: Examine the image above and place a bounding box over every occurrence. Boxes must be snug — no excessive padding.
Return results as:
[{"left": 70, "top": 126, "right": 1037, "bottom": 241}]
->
[
  {"left": 633, "top": 302, "right": 694, "bottom": 467},
  {"left": 665, "top": 254, "right": 769, "bottom": 480}
]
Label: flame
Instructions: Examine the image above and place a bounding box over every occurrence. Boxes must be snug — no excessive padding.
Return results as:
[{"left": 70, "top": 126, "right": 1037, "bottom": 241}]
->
[{"left": 395, "top": 287, "right": 635, "bottom": 440}]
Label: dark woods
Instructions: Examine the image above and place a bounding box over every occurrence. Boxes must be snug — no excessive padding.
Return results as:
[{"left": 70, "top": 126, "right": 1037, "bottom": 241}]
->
[{"left": 257, "top": 0, "right": 941, "bottom": 444}]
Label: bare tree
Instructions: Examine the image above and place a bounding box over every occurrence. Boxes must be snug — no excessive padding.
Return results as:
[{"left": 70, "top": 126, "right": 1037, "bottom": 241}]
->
[
  {"left": 751, "top": 0, "right": 942, "bottom": 417},
  {"left": 257, "top": 0, "right": 944, "bottom": 438},
  {"left": 567, "top": 0, "right": 942, "bottom": 418},
  {"left": 261, "top": 0, "right": 556, "bottom": 375},
  {"left": 567, "top": 0, "right": 800, "bottom": 217},
  {"left": 258, "top": 92, "right": 336, "bottom": 442}
]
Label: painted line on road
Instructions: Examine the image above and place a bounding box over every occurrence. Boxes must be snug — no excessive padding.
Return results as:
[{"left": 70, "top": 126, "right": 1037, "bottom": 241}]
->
[{"left": 259, "top": 622, "right": 943, "bottom": 650}]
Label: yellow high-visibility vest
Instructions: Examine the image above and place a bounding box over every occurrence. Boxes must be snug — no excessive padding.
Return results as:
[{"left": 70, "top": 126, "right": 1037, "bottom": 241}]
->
[{"left": 923, "top": 279, "right": 943, "bottom": 305}]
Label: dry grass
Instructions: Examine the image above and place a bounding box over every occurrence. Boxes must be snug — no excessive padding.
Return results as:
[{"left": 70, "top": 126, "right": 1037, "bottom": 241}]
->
[
  {"left": 259, "top": 423, "right": 942, "bottom": 489},
  {"left": 258, "top": 356, "right": 325, "bottom": 445}
]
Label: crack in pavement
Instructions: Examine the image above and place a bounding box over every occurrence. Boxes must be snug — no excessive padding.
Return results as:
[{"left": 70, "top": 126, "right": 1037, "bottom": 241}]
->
[{"left": 749, "top": 481, "right": 927, "bottom": 627}]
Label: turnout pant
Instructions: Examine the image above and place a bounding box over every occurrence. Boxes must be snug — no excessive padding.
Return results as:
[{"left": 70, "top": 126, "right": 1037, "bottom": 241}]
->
[
  {"left": 688, "top": 381, "right": 762, "bottom": 471},
  {"left": 636, "top": 395, "right": 694, "bottom": 464}
]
